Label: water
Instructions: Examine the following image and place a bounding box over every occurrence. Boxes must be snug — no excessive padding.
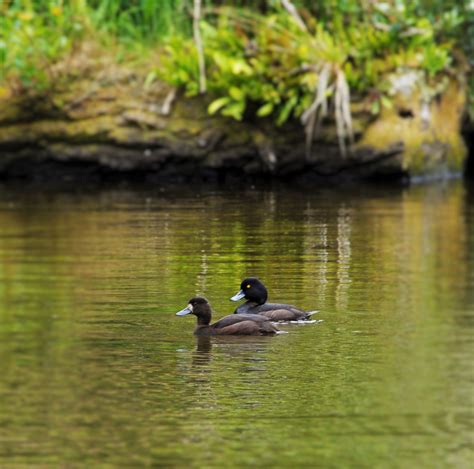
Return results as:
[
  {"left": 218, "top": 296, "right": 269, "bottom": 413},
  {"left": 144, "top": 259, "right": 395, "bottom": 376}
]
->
[{"left": 0, "top": 181, "right": 472, "bottom": 468}]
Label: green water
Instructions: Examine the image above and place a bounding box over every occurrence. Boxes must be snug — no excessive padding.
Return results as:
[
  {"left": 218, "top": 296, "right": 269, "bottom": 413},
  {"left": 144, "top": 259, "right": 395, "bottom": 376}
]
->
[{"left": 0, "top": 181, "right": 472, "bottom": 468}]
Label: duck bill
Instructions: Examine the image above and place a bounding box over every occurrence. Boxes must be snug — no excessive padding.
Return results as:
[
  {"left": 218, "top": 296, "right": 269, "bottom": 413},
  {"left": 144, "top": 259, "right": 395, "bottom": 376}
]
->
[
  {"left": 176, "top": 305, "right": 193, "bottom": 316},
  {"left": 230, "top": 290, "right": 246, "bottom": 301}
]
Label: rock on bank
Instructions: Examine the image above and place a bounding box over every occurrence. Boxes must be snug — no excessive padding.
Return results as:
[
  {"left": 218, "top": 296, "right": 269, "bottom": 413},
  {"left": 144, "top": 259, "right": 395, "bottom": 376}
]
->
[{"left": 0, "top": 70, "right": 468, "bottom": 183}]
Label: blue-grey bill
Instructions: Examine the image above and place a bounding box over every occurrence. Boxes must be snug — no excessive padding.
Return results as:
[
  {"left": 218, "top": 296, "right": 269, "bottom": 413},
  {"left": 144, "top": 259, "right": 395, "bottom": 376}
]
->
[
  {"left": 230, "top": 290, "right": 245, "bottom": 301},
  {"left": 176, "top": 307, "right": 192, "bottom": 316}
]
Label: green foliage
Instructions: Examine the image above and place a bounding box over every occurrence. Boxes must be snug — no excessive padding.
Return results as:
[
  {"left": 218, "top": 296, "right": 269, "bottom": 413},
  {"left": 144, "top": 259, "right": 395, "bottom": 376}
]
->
[
  {"left": 0, "top": 0, "right": 471, "bottom": 128},
  {"left": 87, "top": 0, "right": 191, "bottom": 43},
  {"left": 0, "top": 2, "right": 85, "bottom": 92},
  {"left": 159, "top": 36, "right": 201, "bottom": 96},
  {"left": 159, "top": 3, "right": 460, "bottom": 131},
  {"left": 0, "top": 0, "right": 192, "bottom": 94}
]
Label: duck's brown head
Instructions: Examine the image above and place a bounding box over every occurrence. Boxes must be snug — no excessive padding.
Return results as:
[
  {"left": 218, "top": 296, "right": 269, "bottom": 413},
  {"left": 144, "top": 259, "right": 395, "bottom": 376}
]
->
[{"left": 176, "top": 296, "right": 212, "bottom": 325}]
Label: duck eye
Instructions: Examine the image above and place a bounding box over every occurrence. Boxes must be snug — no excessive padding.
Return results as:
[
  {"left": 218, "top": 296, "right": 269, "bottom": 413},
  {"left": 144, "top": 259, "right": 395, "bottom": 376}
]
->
[{"left": 246, "top": 284, "right": 251, "bottom": 289}]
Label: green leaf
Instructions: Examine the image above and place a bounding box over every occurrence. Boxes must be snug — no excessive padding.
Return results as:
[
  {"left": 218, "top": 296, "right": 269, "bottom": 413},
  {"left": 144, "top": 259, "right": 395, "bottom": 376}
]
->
[
  {"left": 276, "top": 96, "right": 298, "bottom": 125},
  {"left": 208, "top": 97, "right": 231, "bottom": 115},
  {"left": 213, "top": 52, "right": 229, "bottom": 71},
  {"left": 177, "top": 69, "right": 189, "bottom": 83},
  {"left": 381, "top": 96, "right": 393, "bottom": 110},
  {"left": 185, "top": 82, "right": 199, "bottom": 97},
  {"left": 231, "top": 59, "right": 253, "bottom": 75},
  {"left": 371, "top": 100, "right": 380, "bottom": 115},
  {"left": 144, "top": 70, "right": 157, "bottom": 90},
  {"left": 256, "top": 102, "right": 274, "bottom": 117},
  {"left": 229, "top": 86, "right": 244, "bottom": 101},
  {"left": 221, "top": 101, "right": 245, "bottom": 120}
]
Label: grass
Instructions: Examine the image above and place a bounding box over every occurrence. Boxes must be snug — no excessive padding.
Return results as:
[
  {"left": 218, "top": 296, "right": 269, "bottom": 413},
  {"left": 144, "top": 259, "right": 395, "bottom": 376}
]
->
[
  {"left": 0, "top": 1, "right": 193, "bottom": 96},
  {"left": 88, "top": 0, "right": 192, "bottom": 42}
]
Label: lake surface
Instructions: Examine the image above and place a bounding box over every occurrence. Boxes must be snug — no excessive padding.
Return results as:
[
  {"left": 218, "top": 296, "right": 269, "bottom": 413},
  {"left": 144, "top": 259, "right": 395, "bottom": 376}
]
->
[{"left": 0, "top": 180, "right": 473, "bottom": 468}]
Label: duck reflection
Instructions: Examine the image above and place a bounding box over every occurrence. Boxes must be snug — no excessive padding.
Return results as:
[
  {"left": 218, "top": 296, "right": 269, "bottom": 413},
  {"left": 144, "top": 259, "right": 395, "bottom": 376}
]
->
[
  {"left": 191, "top": 334, "right": 278, "bottom": 371},
  {"left": 192, "top": 336, "right": 213, "bottom": 366}
]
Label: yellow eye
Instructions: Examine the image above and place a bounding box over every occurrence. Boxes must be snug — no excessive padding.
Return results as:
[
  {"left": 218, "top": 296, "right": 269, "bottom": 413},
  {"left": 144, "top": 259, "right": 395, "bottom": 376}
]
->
[{"left": 246, "top": 284, "right": 251, "bottom": 289}]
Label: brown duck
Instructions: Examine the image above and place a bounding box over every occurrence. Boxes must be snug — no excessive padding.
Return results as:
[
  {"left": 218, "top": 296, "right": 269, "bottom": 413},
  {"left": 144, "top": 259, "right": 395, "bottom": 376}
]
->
[{"left": 176, "top": 296, "right": 282, "bottom": 336}]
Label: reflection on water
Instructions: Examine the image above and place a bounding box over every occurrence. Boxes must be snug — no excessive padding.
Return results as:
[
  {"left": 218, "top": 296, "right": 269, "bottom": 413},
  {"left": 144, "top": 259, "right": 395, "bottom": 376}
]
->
[{"left": 0, "top": 181, "right": 473, "bottom": 467}]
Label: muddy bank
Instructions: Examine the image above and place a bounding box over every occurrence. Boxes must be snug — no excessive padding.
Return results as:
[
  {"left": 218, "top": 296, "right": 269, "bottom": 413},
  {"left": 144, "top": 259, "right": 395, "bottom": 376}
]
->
[{"left": 0, "top": 69, "right": 468, "bottom": 184}]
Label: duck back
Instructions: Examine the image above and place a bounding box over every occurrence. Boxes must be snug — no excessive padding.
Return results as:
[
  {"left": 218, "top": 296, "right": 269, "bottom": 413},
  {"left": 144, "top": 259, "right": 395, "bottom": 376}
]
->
[
  {"left": 235, "top": 302, "right": 314, "bottom": 321},
  {"left": 196, "top": 313, "right": 280, "bottom": 336}
]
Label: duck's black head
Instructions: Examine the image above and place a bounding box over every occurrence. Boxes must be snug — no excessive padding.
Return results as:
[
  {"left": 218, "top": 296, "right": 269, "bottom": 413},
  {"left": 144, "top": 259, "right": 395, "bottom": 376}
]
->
[
  {"left": 176, "top": 296, "right": 212, "bottom": 325},
  {"left": 230, "top": 277, "right": 268, "bottom": 305}
]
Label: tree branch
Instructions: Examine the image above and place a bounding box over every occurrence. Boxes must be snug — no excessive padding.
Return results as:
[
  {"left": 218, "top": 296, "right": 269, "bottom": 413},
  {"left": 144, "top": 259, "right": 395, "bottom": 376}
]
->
[{"left": 193, "top": 0, "right": 207, "bottom": 94}]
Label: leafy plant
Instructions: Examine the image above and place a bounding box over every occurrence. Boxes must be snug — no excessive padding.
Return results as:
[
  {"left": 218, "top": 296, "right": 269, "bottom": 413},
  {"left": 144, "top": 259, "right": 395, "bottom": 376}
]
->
[
  {"left": 158, "top": 2, "right": 460, "bottom": 156},
  {"left": 0, "top": 0, "right": 192, "bottom": 95},
  {"left": 0, "top": 2, "right": 85, "bottom": 93},
  {"left": 0, "top": 0, "right": 471, "bottom": 141}
]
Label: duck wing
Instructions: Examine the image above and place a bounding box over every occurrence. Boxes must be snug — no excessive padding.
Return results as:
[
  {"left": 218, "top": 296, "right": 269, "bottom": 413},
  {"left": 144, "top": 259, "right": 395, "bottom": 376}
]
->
[
  {"left": 252, "top": 303, "right": 313, "bottom": 321},
  {"left": 211, "top": 314, "right": 280, "bottom": 335},
  {"left": 217, "top": 320, "right": 279, "bottom": 335},
  {"left": 212, "top": 313, "right": 271, "bottom": 329}
]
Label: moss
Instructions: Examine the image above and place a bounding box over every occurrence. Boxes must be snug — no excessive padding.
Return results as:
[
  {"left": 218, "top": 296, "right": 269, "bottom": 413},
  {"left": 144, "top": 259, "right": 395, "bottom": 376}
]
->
[{"left": 358, "top": 78, "right": 467, "bottom": 176}]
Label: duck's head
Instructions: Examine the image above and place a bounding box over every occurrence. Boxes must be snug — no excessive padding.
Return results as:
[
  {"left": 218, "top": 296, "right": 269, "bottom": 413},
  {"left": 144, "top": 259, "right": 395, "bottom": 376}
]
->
[
  {"left": 176, "top": 296, "right": 212, "bottom": 325},
  {"left": 230, "top": 277, "right": 267, "bottom": 304}
]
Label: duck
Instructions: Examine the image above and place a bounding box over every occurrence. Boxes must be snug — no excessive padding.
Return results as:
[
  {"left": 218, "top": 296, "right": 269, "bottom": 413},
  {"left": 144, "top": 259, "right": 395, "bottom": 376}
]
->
[
  {"left": 176, "top": 296, "right": 282, "bottom": 336},
  {"left": 230, "top": 277, "right": 318, "bottom": 321}
]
